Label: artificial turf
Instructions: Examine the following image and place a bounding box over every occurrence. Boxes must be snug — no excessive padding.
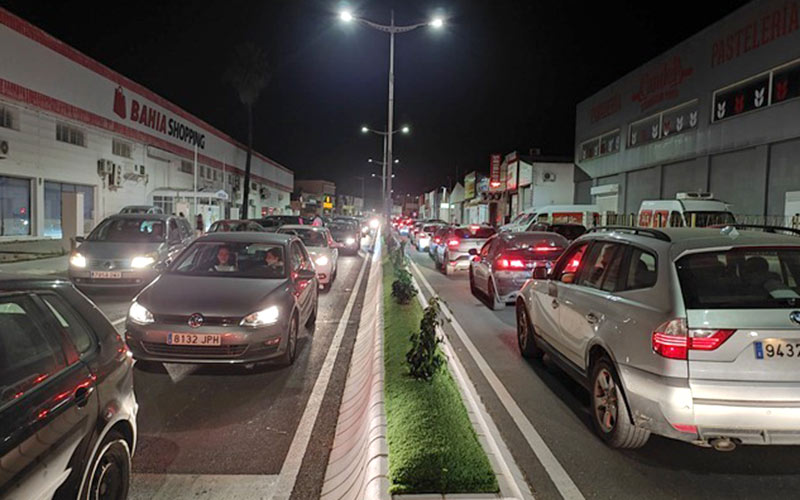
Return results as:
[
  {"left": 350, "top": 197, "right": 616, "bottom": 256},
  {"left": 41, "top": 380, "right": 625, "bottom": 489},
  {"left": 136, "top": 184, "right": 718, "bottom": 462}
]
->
[{"left": 382, "top": 257, "right": 498, "bottom": 494}]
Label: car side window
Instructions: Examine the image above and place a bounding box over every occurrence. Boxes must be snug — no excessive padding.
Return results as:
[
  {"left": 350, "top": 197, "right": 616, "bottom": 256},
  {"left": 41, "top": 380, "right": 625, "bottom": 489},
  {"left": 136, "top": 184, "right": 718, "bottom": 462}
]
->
[
  {"left": 298, "top": 244, "right": 314, "bottom": 270},
  {"left": 577, "top": 242, "right": 626, "bottom": 292},
  {"left": 168, "top": 219, "right": 181, "bottom": 243},
  {"left": 0, "top": 294, "right": 67, "bottom": 408},
  {"left": 480, "top": 236, "right": 495, "bottom": 258},
  {"left": 290, "top": 242, "right": 303, "bottom": 272},
  {"left": 39, "top": 293, "right": 95, "bottom": 356},
  {"left": 179, "top": 219, "right": 192, "bottom": 239},
  {"left": 624, "top": 248, "right": 658, "bottom": 290},
  {"left": 552, "top": 242, "right": 589, "bottom": 282}
]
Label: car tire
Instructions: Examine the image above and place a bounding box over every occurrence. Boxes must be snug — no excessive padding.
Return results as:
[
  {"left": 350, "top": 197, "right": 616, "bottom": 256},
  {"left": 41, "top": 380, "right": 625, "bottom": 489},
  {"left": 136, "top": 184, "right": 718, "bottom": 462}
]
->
[
  {"left": 306, "top": 292, "right": 318, "bottom": 328},
  {"left": 469, "top": 269, "right": 477, "bottom": 296},
  {"left": 80, "top": 430, "right": 131, "bottom": 500},
  {"left": 279, "top": 315, "right": 299, "bottom": 367},
  {"left": 590, "top": 358, "right": 650, "bottom": 449},
  {"left": 488, "top": 279, "right": 505, "bottom": 311},
  {"left": 516, "top": 301, "right": 542, "bottom": 359},
  {"left": 443, "top": 255, "right": 452, "bottom": 276}
]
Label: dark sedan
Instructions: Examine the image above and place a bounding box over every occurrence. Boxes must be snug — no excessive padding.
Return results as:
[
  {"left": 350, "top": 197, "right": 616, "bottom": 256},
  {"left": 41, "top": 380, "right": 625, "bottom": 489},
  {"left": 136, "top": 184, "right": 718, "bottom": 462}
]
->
[
  {"left": 125, "top": 232, "right": 318, "bottom": 366},
  {"left": 0, "top": 275, "right": 137, "bottom": 500},
  {"left": 327, "top": 220, "right": 361, "bottom": 254}
]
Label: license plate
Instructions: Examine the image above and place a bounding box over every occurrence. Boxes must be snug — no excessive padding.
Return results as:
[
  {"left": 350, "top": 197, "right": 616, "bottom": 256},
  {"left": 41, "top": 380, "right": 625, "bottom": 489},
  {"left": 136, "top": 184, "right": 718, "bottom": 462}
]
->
[
  {"left": 90, "top": 271, "right": 122, "bottom": 279},
  {"left": 754, "top": 340, "right": 800, "bottom": 359},
  {"left": 167, "top": 333, "right": 222, "bottom": 346}
]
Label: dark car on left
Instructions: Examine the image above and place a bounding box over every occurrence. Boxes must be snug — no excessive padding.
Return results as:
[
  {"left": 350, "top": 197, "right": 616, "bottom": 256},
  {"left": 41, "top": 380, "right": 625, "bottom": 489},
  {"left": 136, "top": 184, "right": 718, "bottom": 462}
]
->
[
  {"left": 326, "top": 219, "right": 361, "bottom": 255},
  {"left": 0, "top": 275, "right": 137, "bottom": 500},
  {"left": 126, "top": 232, "right": 319, "bottom": 367}
]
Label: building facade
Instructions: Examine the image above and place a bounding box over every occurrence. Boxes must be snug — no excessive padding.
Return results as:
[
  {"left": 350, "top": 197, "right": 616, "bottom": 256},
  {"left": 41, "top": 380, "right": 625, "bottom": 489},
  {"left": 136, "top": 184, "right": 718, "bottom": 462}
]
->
[
  {"left": 295, "top": 180, "right": 336, "bottom": 215},
  {"left": 575, "top": 0, "right": 800, "bottom": 223},
  {"left": 0, "top": 9, "right": 293, "bottom": 239}
]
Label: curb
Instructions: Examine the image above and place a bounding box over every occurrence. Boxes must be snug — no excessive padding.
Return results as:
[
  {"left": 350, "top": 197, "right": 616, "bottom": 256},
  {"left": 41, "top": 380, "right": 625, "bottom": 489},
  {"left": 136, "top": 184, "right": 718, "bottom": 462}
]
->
[{"left": 321, "top": 232, "right": 390, "bottom": 500}]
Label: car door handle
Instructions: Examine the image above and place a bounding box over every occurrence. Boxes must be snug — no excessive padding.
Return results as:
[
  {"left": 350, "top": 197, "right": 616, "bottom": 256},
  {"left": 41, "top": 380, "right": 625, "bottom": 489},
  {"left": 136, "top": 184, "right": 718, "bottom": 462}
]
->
[
  {"left": 74, "top": 385, "right": 94, "bottom": 409},
  {"left": 551, "top": 299, "right": 559, "bottom": 309},
  {"left": 586, "top": 312, "right": 599, "bottom": 324}
]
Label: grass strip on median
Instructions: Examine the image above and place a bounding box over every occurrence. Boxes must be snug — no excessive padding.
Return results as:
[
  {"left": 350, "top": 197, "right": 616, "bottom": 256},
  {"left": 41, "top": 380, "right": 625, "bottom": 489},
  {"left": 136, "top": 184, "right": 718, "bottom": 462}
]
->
[{"left": 382, "top": 257, "right": 498, "bottom": 495}]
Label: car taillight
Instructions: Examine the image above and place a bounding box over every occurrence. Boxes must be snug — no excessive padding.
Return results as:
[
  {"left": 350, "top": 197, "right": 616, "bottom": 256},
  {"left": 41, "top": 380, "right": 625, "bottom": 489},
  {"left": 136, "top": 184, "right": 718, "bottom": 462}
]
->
[
  {"left": 534, "top": 245, "right": 562, "bottom": 253},
  {"left": 495, "top": 257, "right": 526, "bottom": 270},
  {"left": 434, "top": 237, "right": 441, "bottom": 244},
  {"left": 652, "top": 318, "right": 736, "bottom": 360},
  {"left": 447, "top": 239, "right": 460, "bottom": 247}
]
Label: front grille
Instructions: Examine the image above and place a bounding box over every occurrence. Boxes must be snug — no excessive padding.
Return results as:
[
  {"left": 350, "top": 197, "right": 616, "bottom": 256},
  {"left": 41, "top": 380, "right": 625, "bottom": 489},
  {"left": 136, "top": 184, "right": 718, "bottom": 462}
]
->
[
  {"left": 141, "top": 341, "right": 248, "bottom": 357},
  {"left": 154, "top": 315, "right": 240, "bottom": 326},
  {"left": 88, "top": 259, "right": 129, "bottom": 270}
]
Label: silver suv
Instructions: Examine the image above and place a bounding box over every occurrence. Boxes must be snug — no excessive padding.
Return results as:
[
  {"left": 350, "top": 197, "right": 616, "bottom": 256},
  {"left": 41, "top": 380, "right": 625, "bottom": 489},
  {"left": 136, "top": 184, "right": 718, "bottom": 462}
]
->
[{"left": 516, "top": 226, "right": 800, "bottom": 450}]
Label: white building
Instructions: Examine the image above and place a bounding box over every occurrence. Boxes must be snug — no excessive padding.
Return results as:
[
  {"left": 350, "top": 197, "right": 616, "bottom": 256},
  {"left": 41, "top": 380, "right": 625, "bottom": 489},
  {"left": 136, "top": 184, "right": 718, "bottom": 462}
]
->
[{"left": 0, "top": 8, "right": 293, "bottom": 240}]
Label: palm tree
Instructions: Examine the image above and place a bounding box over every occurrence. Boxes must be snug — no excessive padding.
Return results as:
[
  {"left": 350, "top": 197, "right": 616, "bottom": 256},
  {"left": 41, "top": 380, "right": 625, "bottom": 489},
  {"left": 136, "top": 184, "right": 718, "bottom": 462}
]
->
[{"left": 224, "top": 42, "right": 270, "bottom": 219}]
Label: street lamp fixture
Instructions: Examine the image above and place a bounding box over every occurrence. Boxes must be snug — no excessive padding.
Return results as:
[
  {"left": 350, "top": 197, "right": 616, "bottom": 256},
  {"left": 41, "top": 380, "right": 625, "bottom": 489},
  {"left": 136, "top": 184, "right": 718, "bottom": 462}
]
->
[
  {"left": 360, "top": 125, "right": 369, "bottom": 133},
  {"left": 340, "top": 11, "right": 354, "bottom": 22},
  {"left": 430, "top": 17, "right": 444, "bottom": 28},
  {"left": 401, "top": 125, "right": 410, "bottom": 134}
]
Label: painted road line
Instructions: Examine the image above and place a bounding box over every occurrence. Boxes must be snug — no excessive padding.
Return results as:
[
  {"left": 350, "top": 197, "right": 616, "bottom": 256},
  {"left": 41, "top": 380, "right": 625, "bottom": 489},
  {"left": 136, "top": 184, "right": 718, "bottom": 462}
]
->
[
  {"left": 269, "top": 253, "right": 370, "bottom": 500},
  {"left": 409, "top": 272, "right": 533, "bottom": 500},
  {"left": 130, "top": 473, "right": 277, "bottom": 500},
  {"left": 408, "top": 257, "right": 585, "bottom": 500}
]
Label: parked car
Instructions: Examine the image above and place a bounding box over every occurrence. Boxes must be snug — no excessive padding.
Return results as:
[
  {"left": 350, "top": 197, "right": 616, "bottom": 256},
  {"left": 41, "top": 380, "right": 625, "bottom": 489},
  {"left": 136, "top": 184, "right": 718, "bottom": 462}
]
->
[
  {"left": 126, "top": 232, "right": 318, "bottom": 367},
  {"left": 428, "top": 225, "right": 452, "bottom": 260},
  {"left": 0, "top": 275, "right": 137, "bottom": 499},
  {"left": 638, "top": 192, "right": 735, "bottom": 228},
  {"left": 528, "top": 222, "right": 588, "bottom": 241},
  {"left": 208, "top": 219, "right": 266, "bottom": 233},
  {"left": 327, "top": 219, "right": 361, "bottom": 255},
  {"left": 69, "top": 214, "right": 194, "bottom": 292},
  {"left": 516, "top": 226, "right": 800, "bottom": 450},
  {"left": 252, "top": 215, "right": 308, "bottom": 232},
  {"left": 277, "top": 225, "right": 339, "bottom": 290},
  {"left": 469, "top": 231, "right": 568, "bottom": 310},
  {"left": 416, "top": 223, "right": 447, "bottom": 251},
  {"left": 434, "top": 225, "right": 497, "bottom": 275},
  {"left": 119, "top": 205, "right": 163, "bottom": 215}
]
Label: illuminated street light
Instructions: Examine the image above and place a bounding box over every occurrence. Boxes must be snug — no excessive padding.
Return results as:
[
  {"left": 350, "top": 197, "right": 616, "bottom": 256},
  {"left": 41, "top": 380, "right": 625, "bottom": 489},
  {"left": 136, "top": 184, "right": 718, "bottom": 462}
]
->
[
  {"left": 431, "top": 17, "right": 444, "bottom": 28},
  {"left": 401, "top": 125, "right": 410, "bottom": 134},
  {"left": 340, "top": 11, "right": 354, "bottom": 22},
  {"left": 361, "top": 125, "right": 369, "bottom": 133}
]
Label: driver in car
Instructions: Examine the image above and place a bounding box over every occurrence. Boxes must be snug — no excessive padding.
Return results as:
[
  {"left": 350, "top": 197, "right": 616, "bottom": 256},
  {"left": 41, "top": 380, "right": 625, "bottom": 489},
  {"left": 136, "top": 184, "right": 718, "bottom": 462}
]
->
[
  {"left": 264, "top": 247, "right": 284, "bottom": 272},
  {"left": 211, "top": 246, "right": 236, "bottom": 272}
]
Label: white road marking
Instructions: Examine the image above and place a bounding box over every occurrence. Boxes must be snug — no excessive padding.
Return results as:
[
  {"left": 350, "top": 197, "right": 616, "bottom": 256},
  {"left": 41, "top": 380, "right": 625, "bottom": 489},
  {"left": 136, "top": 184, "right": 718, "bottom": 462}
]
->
[
  {"left": 409, "top": 257, "right": 585, "bottom": 500},
  {"left": 268, "top": 253, "right": 370, "bottom": 500},
  {"left": 130, "top": 473, "right": 278, "bottom": 500}
]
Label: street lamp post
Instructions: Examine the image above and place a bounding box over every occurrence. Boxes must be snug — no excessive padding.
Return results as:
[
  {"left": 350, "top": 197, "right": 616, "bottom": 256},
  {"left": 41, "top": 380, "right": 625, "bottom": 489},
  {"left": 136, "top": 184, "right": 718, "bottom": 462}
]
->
[
  {"left": 344, "top": 10, "right": 443, "bottom": 218},
  {"left": 361, "top": 125, "right": 408, "bottom": 206}
]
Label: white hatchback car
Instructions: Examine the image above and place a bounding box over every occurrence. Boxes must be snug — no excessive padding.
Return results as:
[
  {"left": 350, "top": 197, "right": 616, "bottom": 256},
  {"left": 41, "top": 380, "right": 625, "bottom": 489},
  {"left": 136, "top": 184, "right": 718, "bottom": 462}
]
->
[{"left": 278, "top": 225, "right": 339, "bottom": 290}]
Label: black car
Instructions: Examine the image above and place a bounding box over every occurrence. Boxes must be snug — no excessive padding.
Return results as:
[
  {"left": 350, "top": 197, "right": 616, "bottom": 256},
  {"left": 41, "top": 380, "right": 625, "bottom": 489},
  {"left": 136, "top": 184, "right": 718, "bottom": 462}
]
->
[
  {"left": 327, "top": 220, "right": 361, "bottom": 254},
  {"left": 0, "top": 275, "right": 137, "bottom": 499},
  {"left": 251, "top": 215, "right": 309, "bottom": 232}
]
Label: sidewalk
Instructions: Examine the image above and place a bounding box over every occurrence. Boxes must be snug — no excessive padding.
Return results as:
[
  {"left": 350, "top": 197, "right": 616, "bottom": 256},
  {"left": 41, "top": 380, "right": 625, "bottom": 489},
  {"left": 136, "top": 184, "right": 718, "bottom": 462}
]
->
[
  {"left": 0, "top": 238, "right": 66, "bottom": 263},
  {"left": 0, "top": 255, "right": 68, "bottom": 276}
]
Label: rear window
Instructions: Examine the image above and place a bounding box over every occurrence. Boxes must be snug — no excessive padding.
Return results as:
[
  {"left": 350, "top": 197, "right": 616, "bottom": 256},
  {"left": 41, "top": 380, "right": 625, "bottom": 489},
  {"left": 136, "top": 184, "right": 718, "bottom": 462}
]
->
[
  {"left": 454, "top": 227, "right": 496, "bottom": 239},
  {"left": 685, "top": 211, "right": 736, "bottom": 227},
  {"left": 676, "top": 248, "right": 800, "bottom": 309}
]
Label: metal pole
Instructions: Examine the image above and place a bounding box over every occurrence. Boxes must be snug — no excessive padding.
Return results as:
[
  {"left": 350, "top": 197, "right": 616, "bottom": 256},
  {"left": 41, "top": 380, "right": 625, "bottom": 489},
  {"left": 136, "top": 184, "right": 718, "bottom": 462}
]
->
[
  {"left": 385, "top": 10, "right": 395, "bottom": 218},
  {"left": 381, "top": 134, "right": 387, "bottom": 204},
  {"left": 193, "top": 142, "right": 198, "bottom": 217}
]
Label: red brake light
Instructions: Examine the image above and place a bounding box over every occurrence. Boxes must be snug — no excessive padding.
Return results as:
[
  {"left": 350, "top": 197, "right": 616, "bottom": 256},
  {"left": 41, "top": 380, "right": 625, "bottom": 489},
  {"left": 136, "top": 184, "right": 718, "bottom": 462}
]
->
[
  {"left": 495, "top": 257, "right": 526, "bottom": 270},
  {"left": 534, "top": 245, "right": 562, "bottom": 253},
  {"left": 652, "top": 319, "right": 736, "bottom": 360},
  {"left": 447, "top": 239, "right": 460, "bottom": 247},
  {"left": 434, "top": 237, "right": 441, "bottom": 244}
]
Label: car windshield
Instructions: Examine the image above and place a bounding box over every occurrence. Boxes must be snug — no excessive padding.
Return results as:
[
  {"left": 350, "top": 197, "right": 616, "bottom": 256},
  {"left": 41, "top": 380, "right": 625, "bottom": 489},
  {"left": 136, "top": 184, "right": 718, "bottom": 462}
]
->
[
  {"left": 328, "top": 222, "right": 356, "bottom": 234},
  {"left": 676, "top": 247, "right": 800, "bottom": 309},
  {"left": 454, "top": 226, "right": 496, "bottom": 239},
  {"left": 169, "top": 241, "right": 287, "bottom": 279},
  {"left": 88, "top": 218, "right": 166, "bottom": 242},
  {"left": 686, "top": 211, "right": 736, "bottom": 227},
  {"left": 278, "top": 227, "right": 327, "bottom": 247},
  {"left": 209, "top": 221, "right": 250, "bottom": 232},
  {"left": 551, "top": 225, "right": 587, "bottom": 241}
]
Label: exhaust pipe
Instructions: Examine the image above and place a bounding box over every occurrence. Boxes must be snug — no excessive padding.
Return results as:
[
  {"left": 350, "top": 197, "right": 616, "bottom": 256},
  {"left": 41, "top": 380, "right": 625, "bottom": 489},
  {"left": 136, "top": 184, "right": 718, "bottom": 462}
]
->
[{"left": 709, "top": 437, "right": 737, "bottom": 452}]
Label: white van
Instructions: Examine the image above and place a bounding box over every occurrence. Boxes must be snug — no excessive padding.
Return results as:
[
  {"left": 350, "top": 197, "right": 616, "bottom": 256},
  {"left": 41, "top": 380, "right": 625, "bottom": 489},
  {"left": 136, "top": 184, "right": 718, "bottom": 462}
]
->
[
  {"left": 638, "top": 192, "right": 736, "bottom": 228},
  {"left": 500, "top": 204, "right": 601, "bottom": 232}
]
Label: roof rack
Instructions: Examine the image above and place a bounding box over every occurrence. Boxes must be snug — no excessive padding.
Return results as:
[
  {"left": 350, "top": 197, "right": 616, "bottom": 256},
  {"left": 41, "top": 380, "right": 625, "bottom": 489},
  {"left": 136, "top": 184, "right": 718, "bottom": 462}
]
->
[
  {"left": 712, "top": 224, "right": 800, "bottom": 237},
  {"left": 587, "top": 226, "right": 671, "bottom": 242}
]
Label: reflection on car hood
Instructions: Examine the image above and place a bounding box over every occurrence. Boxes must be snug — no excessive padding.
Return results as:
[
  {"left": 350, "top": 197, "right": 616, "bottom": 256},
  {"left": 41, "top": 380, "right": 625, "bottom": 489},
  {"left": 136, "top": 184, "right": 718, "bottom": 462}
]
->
[
  {"left": 137, "top": 273, "right": 289, "bottom": 318},
  {"left": 330, "top": 230, "right": 356, "bottom": 239},
  {"left": 77, "top": 241, "right": 164, "bottom": 259},
  {"left": 307, "top": 247, "right": 334, "bottom": 260}
]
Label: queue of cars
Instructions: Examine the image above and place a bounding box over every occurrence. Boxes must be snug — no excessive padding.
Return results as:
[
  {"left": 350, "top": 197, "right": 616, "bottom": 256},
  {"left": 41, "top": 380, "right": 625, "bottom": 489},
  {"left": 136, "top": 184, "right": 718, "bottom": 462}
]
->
[{"left": 404, "top": 213, "right": 800, "bottom": 452}]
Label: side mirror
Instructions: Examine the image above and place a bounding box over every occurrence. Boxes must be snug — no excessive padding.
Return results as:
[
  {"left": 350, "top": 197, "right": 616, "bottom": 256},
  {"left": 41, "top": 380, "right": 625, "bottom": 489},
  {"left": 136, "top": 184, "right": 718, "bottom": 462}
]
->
[
  {"left": 468, "top": 248, "right": 478, "bottom": 256},
  {"left": 532, "top": 266, "right": 549, "bottom": 280},
  {"left": 295, "top": 269, "right": 316, "bottom": 281},
  {"left": 75, "top": 236, "right": 85, "bottom": 243},
  {"left": 560, "top": 272, "right": 575, "bottom": 284}
]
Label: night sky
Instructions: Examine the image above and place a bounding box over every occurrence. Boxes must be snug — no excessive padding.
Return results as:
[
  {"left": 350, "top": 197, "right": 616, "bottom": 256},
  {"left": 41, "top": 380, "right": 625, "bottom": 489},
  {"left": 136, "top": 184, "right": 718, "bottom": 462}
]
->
[{"left": 2, "top": 0, "right": 749, "bottom": 203}]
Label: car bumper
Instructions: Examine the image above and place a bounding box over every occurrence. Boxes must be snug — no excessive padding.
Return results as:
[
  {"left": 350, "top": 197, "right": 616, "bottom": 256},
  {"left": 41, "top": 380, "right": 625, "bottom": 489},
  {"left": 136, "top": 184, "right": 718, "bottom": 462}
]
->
[
  {"left": 316, "top": 263, "right": 333, "bottom": 284},
  {"left": 417, "top": 237, "right": 431, "bottom": 249},
  {"left": 619, "top": 364, "right": 800, "bottom": 445},
  {"left": 493, "top": 272, "right": 532, "bottom": 301},
  {"left": 444, "top": 252, "right": 472, "bottom": 271},
  {"left": 126, "top": 321, "right": 289, "bottom": 364},
  {"left": 69, "top": 267, "right": 159, "bottom": 290}
]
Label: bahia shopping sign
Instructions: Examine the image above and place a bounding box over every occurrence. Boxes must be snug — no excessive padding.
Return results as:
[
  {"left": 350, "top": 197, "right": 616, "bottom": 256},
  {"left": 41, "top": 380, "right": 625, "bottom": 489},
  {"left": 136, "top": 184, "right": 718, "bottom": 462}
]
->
[{"left": 113, "top": 87, "right": 206, "bottom": 149}]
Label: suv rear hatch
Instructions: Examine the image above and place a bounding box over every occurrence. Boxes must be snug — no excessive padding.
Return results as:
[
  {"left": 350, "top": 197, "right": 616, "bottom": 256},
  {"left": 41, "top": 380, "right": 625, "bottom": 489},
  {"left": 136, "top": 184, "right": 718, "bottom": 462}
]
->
[
  {"left": 676, "top": 247, "right": 800, "bottom": 403},
  {"left": 448, "top": 226, "right": 496, "bottom": 256}
]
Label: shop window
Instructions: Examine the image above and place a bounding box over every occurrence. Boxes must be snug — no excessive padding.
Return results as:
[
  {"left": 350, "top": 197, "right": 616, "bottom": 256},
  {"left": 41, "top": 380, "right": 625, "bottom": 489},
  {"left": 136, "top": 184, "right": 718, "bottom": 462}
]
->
[
  {"left": 56, "top": 123, "right": 86, "bottom": 147},
  {"left": 712, "top": 73, "right": 770, "bottom": 122},
  {"left": 153, "top": 195, "right": 174, "bottom": 216},
  {"left": 771, "top": 59, "right": 800, "bottom": 105},
  {"left": 112, "top": 138, "right": 133, "bottom": 159},
  {"left": 628, "top": 113, "right": 661, "bottom": 148},
  {"left": 44, "top": 181, "right": 94, "bottom": 238},
  {"left": 180, "top": 160, "right": 193, "bottom": 174},
  {"left": 0, "top": 104, "right": 18, "bottom": 130},
  {"left": 579, "top": 129, "right": 619, "bottom": 162},
  {"left": 0, "top": 176, "right": 31, "bottom": 236},
  {"left": 661, "top": 100, "right": 698, "bottom": 137}
]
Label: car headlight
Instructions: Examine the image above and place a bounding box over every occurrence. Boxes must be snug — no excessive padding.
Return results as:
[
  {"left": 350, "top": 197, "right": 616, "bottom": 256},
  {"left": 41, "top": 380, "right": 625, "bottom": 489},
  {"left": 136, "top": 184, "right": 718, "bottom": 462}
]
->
[
  {"left": 128, "top": 301, "right": 154, "bottom": 325},
  {"left": 369, "top": 218, "right": 380, "bottom": 229},
  {"left": 315, "top": 255, "right": 329, "bottom": 266},
  {"left": 69, "top": 252, "right": 87, "bottom": 268},
  {"left": 345, "top": 237, "right": 356, "bottom": 245},
  {"left": 240, "top": 305, "right": 280, "bottom": 327},
  {"left": 361, "top": 226, "right": 369, "bottom": 234},
  {"left": 131, "top": 254, "right": 157, "bottom": 269}
]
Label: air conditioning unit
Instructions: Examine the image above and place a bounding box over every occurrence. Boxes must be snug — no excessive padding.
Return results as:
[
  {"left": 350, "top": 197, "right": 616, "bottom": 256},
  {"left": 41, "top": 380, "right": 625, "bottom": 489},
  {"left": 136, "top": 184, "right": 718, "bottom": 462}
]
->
[
  {"left": 97, "top": 159, "right": 114, "bottom": 176},
  {"left": 0, "top": 139, "right": 9, "bottom": 158},
  {"left": 260, "top": 187, "right": 270, "bottom": 200},
  {"left": 232, "top": 176, "right": 241, "bottom": 189},
  {"left": 123, "top": 163, "right": 147, "bottom": 180},
  {"left": 676, "top": 191, "right": 713, "bottom": 200},
  {"left": 109, "top": 163, "right": 123, "bottom": 188},
  {"left": 543, "top": 172, "right": 557, "bottom": 182}
]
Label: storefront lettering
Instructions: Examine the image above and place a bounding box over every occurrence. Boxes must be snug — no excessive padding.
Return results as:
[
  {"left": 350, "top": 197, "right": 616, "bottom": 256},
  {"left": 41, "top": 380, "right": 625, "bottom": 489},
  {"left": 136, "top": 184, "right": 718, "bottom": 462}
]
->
[
  {"left": 114, "top": 87, "right": 206, "bottom": 149},
  {"left": 711, "top": 1, "right": 799, "bottom": 67},
  {"left": 590, "top": 94, "right": 621, "bottom": 123},
  {"left": 631, "top": 56, "right": 693, "bottom": 111}
]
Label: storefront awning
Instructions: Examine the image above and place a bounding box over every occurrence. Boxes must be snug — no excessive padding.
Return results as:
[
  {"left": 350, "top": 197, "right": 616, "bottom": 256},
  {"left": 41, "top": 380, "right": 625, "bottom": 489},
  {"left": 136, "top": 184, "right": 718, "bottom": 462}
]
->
[{"left": 152, "top": 188, "right": 230, "bottom": 200}]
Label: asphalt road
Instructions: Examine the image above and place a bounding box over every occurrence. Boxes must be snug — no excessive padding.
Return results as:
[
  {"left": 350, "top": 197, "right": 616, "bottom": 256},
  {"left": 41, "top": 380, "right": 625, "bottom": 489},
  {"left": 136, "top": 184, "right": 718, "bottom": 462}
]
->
[
  {"left": 406, "top": 244, "right": 800, "bottom": 500},
  {"left": 85, "top": 243, "right": 372, "bottom": 499}
]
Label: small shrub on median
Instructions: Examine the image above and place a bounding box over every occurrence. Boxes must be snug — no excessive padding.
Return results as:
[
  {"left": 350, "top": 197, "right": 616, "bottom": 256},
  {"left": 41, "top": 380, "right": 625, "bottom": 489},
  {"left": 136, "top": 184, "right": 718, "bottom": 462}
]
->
[
  {"left": 392, "top": 268, "right": 418, "bottom": 305},
  {"left": 390, "top": 240, "right": 407, "bottom": 271},
  {"left": 406, "top": 296, "right": 445, "bottom": 381}
]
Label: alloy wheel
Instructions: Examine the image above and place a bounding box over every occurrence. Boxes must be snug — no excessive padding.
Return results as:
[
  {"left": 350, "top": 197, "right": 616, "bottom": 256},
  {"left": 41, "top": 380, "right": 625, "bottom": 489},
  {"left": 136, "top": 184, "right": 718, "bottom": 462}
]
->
[
  {"left": 517, "top": 305, "right": 529, "bottom": 351},
  {"left": 593, "top": 368, "right": 619, "bottom": 434}
]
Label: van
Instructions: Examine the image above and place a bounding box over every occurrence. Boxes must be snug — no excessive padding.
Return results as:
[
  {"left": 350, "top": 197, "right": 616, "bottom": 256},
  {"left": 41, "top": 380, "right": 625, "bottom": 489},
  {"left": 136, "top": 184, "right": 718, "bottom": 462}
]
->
[
  {"left": 500, "top": 204, "right": 601, "bottom": 233},
  {"left": 638, "top": 192, "right": 736, "bottom": 228}
]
